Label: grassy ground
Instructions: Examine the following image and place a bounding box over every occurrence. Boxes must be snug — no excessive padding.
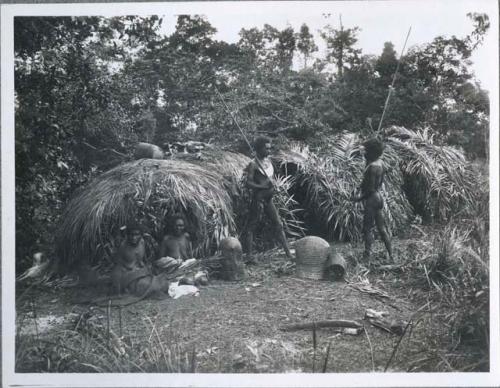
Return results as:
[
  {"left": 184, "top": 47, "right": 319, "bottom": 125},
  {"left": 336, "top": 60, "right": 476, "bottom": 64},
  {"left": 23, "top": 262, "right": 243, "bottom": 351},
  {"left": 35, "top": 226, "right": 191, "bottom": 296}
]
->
[{"left": 15, "top": 238, "right": 488, "bottom": 373}]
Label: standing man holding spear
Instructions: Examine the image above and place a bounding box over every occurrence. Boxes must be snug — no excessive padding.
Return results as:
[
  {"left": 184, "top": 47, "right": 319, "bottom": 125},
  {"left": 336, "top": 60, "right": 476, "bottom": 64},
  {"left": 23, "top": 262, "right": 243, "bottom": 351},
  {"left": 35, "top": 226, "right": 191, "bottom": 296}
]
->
[
  {"left": 351, "top": 27, "right": 411, "bottom": 264},
  {"left": 244, "top": 136, "right": 293, "bottom": 261},
  {"left": 213, "top": 87, "right": 292, "bottom": 261}
]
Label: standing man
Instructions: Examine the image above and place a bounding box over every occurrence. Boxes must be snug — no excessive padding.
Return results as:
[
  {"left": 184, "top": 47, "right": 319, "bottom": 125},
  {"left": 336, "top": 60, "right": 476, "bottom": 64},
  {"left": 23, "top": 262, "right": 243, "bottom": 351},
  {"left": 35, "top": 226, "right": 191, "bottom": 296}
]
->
[
  {"left": 159, "top": 214, "right": 193, "bottom": 262},
  {"left": 245, "top": 136, "right": 292, "bottom": 260},
  {"left": 351, "top": 137, "right": 393, "bottom": 262}
]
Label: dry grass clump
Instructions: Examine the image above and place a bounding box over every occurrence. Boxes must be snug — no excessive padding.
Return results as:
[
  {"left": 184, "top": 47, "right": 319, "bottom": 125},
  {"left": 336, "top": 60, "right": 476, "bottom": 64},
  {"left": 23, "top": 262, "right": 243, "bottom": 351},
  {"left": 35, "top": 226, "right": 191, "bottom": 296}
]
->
[
  {"left": 401, "top": 223, "right": 489, "bottom": 368},
  {"left": 16, "top": 308, "right": 198, "bottom": 373}
]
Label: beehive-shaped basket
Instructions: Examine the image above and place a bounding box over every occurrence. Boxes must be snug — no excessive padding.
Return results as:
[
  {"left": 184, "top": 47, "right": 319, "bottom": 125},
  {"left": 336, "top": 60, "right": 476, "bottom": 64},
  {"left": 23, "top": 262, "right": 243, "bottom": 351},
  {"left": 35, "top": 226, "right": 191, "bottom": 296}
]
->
[
  {"left": 219, "top": 237, "right": 245, "bottom": 281},
  {"left": 294, "top": 236, "right": 330, "bottom": 280}
]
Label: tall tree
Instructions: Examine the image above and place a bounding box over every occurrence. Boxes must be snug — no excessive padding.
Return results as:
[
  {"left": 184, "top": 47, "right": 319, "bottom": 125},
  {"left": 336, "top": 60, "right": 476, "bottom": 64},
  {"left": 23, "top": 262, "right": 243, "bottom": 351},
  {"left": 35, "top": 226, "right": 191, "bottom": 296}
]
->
[
  {"left": 15, "top": 16, "right": 162, "bottom": 270},
  {"left": 320, "top": 17, "right": 361, "bottom": 77},
  {"left": 296, "top": 23, "right": 318, "bottom": 69},
  {"left": 375, "top": 41, "right": 398, "bottom": 83}
]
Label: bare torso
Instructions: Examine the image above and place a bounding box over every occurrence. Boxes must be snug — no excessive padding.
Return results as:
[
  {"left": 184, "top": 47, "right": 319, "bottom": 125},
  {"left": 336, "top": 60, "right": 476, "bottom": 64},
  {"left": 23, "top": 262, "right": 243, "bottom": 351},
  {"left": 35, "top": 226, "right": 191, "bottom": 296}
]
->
[
  {"left": 247, "top": 158, "right": 274, "bottom": 201},
  {"left": 361, "top": 159, "right": 385, "bottom": 208},
  {"left": 159, "top": 233, "right": 192, "bottom": 261},
  {"left": 117, "top": 238, "right": 146, "bottom": 270}
]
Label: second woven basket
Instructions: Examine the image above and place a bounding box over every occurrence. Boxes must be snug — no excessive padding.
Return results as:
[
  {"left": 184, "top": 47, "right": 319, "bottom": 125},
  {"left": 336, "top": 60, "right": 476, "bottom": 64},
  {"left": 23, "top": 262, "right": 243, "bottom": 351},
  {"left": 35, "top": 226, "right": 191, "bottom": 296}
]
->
[{"left": 294, "top": 236, "right": 330, "bottom": 280}]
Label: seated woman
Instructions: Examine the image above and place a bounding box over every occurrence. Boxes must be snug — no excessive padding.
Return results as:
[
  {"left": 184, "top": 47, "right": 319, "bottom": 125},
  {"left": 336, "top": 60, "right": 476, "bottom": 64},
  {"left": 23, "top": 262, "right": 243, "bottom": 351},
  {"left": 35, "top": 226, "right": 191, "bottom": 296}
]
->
[
  {"left": 158, "top": 214, "right": 193, "bottom": 262},
  {"left": 111, "top": 222, "right": 169, "bottom": 298}
]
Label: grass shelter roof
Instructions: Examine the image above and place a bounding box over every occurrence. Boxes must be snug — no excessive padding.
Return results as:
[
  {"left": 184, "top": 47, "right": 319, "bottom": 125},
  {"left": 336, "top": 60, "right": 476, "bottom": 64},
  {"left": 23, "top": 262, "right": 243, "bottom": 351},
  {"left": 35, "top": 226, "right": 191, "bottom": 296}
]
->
[{"left": 55, "top": 157, "right": 240, "bottom": 273}]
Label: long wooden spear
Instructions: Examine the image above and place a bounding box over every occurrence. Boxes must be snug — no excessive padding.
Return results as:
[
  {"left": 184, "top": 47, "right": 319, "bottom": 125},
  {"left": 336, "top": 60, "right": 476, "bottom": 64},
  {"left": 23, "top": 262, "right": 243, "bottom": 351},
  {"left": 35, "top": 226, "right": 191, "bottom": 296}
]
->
[
  {"left": 213, "top": 85, "right": 274, "bottom": 185},
  {"left": 376, "top": 27, "right": 412, "bottom": 133}
]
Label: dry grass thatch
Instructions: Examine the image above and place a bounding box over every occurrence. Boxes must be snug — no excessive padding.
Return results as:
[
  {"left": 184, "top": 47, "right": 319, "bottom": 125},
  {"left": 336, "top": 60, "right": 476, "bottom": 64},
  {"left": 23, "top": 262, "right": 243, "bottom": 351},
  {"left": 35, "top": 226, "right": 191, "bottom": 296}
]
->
[
  {"left": 55, "top": 158, "right": 237, "bottom": 272},
  {"left": 172, "top": 149, "right": 250, "bottom": 182},
  {"left": 273, "top": 127, "right": 480, "bottom": 241},
  {"left": 54, "top": 148, "right": 305, "bottom": 272},
  {"left": 385, "top": 126, "right": 478, "bottom": 221},
  {"left": 274, "top": 135, "right": 412, "bottom": 241}
]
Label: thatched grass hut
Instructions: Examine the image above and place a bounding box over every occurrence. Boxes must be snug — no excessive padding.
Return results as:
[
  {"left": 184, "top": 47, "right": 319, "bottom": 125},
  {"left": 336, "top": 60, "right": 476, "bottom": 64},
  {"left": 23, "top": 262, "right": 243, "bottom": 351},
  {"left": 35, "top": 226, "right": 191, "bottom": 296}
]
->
[
  {"left": 385, "top": 126, "right": 478, "bottom": 222},
  {"left": 272, "top": 128, "right": 479, "bottom": 242},
  {"left": 55, "top": 158, "right": 238, "bottom": 273},
  {"left": 54, "top": 148, "right": 305, "bottom": 273},
  {"left": 172, "top": 149, "right": 251, "bottom": 197}
]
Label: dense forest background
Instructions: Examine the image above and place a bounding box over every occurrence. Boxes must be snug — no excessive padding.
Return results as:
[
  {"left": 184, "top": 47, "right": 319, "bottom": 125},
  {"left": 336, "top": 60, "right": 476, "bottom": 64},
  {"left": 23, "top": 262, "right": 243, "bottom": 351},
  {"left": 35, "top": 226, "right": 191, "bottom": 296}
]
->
[{"left": 15, "top": 14, "right": 490, "bottom": 271}]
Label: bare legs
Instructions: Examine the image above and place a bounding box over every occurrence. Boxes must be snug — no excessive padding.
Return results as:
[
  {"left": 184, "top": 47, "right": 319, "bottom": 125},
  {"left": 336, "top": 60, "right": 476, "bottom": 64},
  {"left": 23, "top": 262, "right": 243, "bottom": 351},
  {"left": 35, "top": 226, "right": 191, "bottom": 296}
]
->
[
  {"left": 362, "top": 195, "right": 393, "bottom": 262},
  {"left": 245, "top": 198, "right": 292, "bottom": 259}
]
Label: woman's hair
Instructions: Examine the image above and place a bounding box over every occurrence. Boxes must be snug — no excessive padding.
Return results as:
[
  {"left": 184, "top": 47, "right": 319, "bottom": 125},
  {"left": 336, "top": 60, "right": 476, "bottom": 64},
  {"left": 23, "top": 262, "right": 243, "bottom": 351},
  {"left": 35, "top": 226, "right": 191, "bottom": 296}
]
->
[
  {"left": 254, "top": 136, "right": 271, "bottom": 151},
  {"left": 171, "top": 213, "right": 186, "bottom": 225},
  {"left": 363, "top": 137, "right": 384, "bottom": 161},
  {"left": 126, "top": 221, "right": 143, "bottom": 235}
]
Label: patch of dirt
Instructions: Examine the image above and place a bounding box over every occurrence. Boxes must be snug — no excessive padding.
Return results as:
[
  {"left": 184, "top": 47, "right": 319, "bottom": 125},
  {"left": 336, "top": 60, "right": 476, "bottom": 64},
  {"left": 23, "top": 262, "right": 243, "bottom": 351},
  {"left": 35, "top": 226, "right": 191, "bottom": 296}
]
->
[{"left": 15, "top": 241, "right": 454, "bottom": 373}]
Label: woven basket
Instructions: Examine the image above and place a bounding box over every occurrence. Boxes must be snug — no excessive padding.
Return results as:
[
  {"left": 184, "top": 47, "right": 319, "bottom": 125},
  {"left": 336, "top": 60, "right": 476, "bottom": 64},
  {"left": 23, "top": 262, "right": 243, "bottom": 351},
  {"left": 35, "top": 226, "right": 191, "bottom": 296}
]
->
[
  {"left": 219, "top": 237, "right": 245, "bottom": 281},
  {"left": 294, "top": 236, "right": 330, "bottom": 280},
  {"left": 324, "top": 250, "right": 346, "bottom": 280}
]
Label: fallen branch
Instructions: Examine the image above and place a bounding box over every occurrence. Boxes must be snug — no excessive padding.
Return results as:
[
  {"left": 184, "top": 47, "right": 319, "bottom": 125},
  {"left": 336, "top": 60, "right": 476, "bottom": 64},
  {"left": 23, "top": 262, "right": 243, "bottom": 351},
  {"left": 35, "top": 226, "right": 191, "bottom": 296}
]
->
[
  {"left": 365, "top": 309, "right": 407, "bottom": 335},
  {"left": 364, "top": 325, "right": 375, "bottom": 372},
  {"left": 368, "top": 317, "right": 407, "bottom": 336},
  {"left": 280, "top": 320, "right": 362, "bottom": 332},
  {"left": 348, "top": 282, "right": 390, "bottom": 298}
]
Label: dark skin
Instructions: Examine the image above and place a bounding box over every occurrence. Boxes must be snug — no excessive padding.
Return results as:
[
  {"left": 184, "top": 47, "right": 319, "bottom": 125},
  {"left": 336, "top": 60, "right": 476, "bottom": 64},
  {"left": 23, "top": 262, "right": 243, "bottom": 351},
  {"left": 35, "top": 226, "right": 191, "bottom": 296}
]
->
[
  {"left": 351, "top": 149, "right": 393, "bottom": 262},
  {"left": 245, "top": 141, "right": 292, "bottom": 259},
  {"left": 159, "top": 218, "right": 193, "bottom": 261},
  {"left": 111, "top": 228, "right": 149, "bottom": 294},
  {"left": 117, "top": 229, "right": 146, "bottom": 270}
]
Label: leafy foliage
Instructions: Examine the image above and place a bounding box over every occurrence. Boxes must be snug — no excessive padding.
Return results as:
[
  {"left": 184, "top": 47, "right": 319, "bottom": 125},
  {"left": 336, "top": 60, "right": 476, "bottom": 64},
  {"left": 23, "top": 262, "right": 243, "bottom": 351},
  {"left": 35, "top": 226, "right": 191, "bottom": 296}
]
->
[
  {"left": 404, "top": 223, "right": 488, "bottom": 358},
  {"left": 15, "top": 13, "right": 490, "bottom": 273}
]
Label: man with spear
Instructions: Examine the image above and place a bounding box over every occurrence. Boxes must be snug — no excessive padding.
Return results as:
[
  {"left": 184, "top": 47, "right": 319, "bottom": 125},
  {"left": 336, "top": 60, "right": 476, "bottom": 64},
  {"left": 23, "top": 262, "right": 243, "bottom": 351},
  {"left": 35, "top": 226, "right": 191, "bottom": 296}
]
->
[
  {"left": 351, "top": 137, "right": 393, "bottom": 263},
  {"left": 213, "top": 87, "right": 293, "bottom": 261},
  {"left": 351, "top": 27, "right": 411, "bottom": 264},
  {"left": 244, "top": 136, "right": 293, "bottom": 261}
]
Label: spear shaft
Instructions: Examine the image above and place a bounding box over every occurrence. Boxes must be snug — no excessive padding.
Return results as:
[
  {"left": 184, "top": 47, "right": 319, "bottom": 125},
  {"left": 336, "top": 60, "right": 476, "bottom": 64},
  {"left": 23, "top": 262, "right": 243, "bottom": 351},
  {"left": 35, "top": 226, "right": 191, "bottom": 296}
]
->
[
  {"left": 377, "top": 27, "right": 412, "bottom": 133},
  {"left": 213, "top": 86, "right": 274, "bottom": 184}
]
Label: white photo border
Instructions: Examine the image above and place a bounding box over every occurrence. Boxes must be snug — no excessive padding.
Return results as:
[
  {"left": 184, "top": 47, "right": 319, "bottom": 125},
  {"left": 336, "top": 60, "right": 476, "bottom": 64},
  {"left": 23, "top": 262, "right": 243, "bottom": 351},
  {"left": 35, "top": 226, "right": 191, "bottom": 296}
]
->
[{"left": 2, "top": 1, "right": 499, "bottom": 387}]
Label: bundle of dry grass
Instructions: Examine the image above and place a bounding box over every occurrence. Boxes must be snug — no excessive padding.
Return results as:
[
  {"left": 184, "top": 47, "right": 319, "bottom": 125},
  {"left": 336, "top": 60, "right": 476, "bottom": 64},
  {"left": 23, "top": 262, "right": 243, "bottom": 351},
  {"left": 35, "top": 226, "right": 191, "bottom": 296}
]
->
[{"left": 55, "top": 159, "right": 235, "bottom": 273}]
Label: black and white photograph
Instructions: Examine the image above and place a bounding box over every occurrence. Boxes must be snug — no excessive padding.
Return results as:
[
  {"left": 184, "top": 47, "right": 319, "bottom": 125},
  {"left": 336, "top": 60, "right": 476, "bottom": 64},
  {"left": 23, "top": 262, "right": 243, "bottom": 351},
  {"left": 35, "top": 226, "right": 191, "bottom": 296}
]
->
[{"left": 2, "top": 1, "right": 499, "bottom": 387}]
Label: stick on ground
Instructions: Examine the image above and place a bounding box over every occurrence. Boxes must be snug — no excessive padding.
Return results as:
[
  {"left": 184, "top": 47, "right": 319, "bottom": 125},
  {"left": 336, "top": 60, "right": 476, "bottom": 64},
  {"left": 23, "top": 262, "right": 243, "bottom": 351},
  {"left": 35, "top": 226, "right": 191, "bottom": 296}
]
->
[{"left": 280, "top": 320, "right": 362, "bottom": 332}]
